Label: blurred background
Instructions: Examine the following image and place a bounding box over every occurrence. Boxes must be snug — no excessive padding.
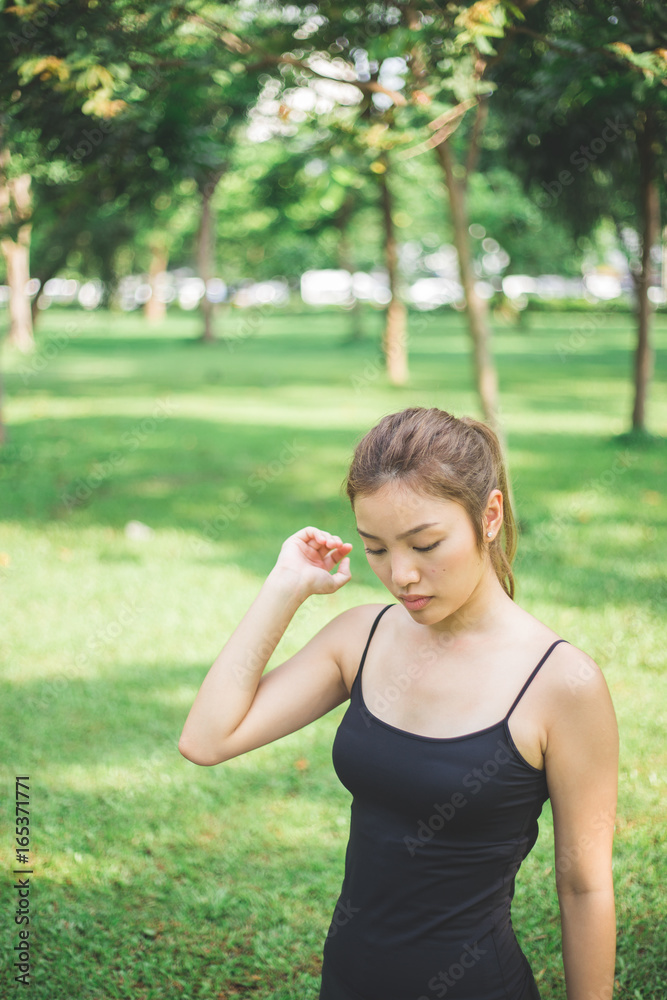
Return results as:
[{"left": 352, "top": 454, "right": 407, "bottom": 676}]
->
[{"left": 1, "top": 2, "right": 665, "bottom": 999}]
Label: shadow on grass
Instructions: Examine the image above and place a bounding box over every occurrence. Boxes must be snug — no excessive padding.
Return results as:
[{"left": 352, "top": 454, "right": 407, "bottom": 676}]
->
[
  {"left": 1, "top": 407, "right": 664, "bottom": 604},
  {"left": 2, "top": 661, "right": 348, "bottom": 797},
  {"left": 0, "top": 412, "right": 354, "bottom": 528},
  {"left": 6, "top": 305, "right": 663, "bottom": 400}
]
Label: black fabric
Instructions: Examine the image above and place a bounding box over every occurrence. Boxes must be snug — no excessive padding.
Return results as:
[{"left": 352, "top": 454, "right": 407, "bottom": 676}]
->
[{"left": 320, "top": 603, "right": 568, "bottom": 1000}]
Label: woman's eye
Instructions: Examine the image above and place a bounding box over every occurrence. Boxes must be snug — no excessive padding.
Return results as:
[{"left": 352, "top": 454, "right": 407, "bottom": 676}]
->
[{"left": 364, "top": 542, "right": 440, "bottom": 556}]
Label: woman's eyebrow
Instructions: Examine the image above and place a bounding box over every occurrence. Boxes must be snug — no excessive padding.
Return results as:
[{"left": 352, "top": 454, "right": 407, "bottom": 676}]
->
[{"left": 356, "top": 522, "right": 439, "bottom": 541}]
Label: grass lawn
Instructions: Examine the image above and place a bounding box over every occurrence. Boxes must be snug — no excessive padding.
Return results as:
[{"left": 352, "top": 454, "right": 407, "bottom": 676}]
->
[{"left": 0, "top": 303, "right": 665, "bottom": 999}]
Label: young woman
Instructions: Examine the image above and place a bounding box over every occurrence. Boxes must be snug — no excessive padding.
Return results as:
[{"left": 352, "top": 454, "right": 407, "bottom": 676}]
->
[{"left": 179, "top": 406, "right": 618, "bottom": 1000}]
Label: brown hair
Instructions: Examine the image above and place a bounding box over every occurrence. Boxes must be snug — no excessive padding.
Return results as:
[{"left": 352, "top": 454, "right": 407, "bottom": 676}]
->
[{"left": 343, "top": 406, "right": 517, "bottom": 600}]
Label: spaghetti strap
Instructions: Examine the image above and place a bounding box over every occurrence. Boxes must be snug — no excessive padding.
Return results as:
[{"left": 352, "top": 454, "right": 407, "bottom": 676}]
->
[
  {"left": 355, "top": 604, "right": 395, "bottom": 682},
  {"left": 505, "top": 638, "right": 569, "bottom": 721}
]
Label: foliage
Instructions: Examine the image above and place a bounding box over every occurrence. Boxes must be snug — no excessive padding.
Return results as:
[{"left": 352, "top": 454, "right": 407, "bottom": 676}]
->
[
  {"left": 4, "top": 0, "right": 593, "bottom": 291},
  {"left": 487, "top": 0, "right": 667, "bottom": 239}
]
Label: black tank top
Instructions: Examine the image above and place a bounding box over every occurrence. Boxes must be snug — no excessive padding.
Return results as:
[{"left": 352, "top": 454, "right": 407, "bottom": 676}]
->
[{"left": 320, "top": 604, "right": 569, "bottom": 1000}]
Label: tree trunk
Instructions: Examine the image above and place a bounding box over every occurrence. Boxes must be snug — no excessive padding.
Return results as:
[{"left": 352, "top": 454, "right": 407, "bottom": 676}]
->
[
  {"left": 338, "top": 228, "right": 363, "bottom": 343},
  {"left": 198, "top": 187, "right": 214, "bottom": 342},
  {"left": 144, "top": 241, "right": 169, "bottom": 323},
  {"left": 31, "top": 243, "right": 71, "bottom": 325},
  {"left": 0, "top": 348, "right": 5, "bottom": 445},
  {"left": 378, "top": 155, "right": 408, "bottom": 385},
  {"left": 1, "top": 224, "right": 34, "bottom": 352},
  {"left": 434, "top": 140, "right": 500, "bottom": 432},
  {"left": 632, "top": 114, "right": 659, "bottom": 433},
  {"left": 197, "top": 170, "right": 224, "bottom": 343},
  {"left": 337, "top": 193, "right": 363, "bottom": 341},
  {"left": 0, "top": 164, "right": 34, "bottom": 352}
]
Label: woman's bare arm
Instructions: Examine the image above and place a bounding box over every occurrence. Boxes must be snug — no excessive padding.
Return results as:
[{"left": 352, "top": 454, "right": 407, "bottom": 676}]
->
[
  {"left": 178, "top": 526, "right": 354, "bottom": 766},
  {"left": 545, "top": 645, "right": 619, "bottom": 1000}
]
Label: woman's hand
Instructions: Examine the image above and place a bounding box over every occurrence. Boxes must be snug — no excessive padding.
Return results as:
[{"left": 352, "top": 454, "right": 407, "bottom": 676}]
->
[{"left": 271, "top": 526, "right": 353, "bottom": 598}]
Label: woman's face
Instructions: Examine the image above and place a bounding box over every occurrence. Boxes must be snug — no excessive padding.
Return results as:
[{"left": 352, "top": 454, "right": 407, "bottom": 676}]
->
[{"left": 354, "top": 480, "right": 501, "bottom": 627}]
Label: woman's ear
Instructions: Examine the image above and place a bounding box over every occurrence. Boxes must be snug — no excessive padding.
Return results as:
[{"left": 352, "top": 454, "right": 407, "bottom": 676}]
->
[{"left": 484, "top": 488, "right": 504, "bottom": 538}]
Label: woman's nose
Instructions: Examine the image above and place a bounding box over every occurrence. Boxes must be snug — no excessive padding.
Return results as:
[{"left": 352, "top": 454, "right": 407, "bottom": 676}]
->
[{"left": 391, "top": 555, "right": 420, "bottom": 587}]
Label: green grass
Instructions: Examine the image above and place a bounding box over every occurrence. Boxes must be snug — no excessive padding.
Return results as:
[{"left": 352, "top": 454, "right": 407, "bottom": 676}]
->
[{"left": 1, "top": 303, "right": 665, "bottom": 999}]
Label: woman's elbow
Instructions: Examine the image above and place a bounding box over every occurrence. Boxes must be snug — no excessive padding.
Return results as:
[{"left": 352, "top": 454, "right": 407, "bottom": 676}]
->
[
  {"left": 556, "top": 867, "right": 614, "bottom": 898},
  {"left": 178, "top": 735, "right": 227, "bottom": 766}
]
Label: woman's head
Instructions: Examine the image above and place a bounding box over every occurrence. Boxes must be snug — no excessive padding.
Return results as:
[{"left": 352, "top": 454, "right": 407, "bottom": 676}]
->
[{"left": 343, "top": 407, "right": 517, "bottom": 601}]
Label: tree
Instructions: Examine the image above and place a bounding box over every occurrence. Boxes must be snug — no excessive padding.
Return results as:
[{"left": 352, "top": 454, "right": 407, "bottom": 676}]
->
[
  {"left": 2, "top": 0, "right": 527, "bottom": 392},
  {"left": 222, "top": 17, "right": 413, "bottom": 370},
  {"left": 488, "top": 0, "right": 667, "bottom": 435},
  {"left": 391, "top": 0, "right": 537, "bottom": 435},
  {"left": 0, "top": 149, "right": 33, "bottom": 351},
  {"left": 245, "top": 128, "right": 379, "bottom": 340},
  {"left": 247, "top": 1, "right": 529, "bottom": 421},
  {"left": 0, "top": 3, "right": 262, "bottom": 344},
  {"left": 0, "top": 2, "right": 170, "bottom": 347},
  {"left": 376, "top": 149, "right": 409, "bottom": 382}
]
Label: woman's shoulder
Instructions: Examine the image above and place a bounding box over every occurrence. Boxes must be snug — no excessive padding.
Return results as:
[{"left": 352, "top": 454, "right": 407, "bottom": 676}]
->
[
  {"left": 502, "top": 614, "right": 614, "bottom": 746},
  {"left": 326, "top": 601, "right": 394, "bottom": 644},
  {"left": 324, "top": 602, "right": 394, "bottom": 693},
  {"left": 506, "top": 607, "right": 608, "bottom": 696},
  {"left": 543, "top": 639, "right": 609, "bottom": 701},
  {"left": 517, "top": 616, "right": 611, "bottom": 713},
  {"left": 538, "top": 638, "right": 618, "bottom": 770}
]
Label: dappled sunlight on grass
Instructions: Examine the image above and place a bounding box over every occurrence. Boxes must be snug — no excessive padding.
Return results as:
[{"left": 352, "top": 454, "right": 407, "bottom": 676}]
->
[{"left": 1, "top": 306, "right": 665, "bottom": 998}]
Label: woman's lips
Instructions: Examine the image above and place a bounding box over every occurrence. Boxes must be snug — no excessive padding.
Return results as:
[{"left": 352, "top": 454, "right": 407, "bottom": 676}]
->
[{"left": 399, "top": 595, "right": 432, "bottom": 610}]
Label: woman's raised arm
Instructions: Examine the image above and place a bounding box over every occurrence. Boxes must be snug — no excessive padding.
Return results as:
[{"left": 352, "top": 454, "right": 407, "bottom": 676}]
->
[{"left": 178, "top": 526, "right": 353, "bottom": 766}]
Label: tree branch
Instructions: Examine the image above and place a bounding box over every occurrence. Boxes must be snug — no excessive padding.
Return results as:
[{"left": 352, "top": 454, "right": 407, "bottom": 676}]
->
[
  {"left": 171, "top": 5, "right": 408, "bottom": 106},
  {"left": 506, "top": 24, "right": 584, "bottom": 57},
  {"left": 427, "top": 97, "right": 479, "bottom": 132},
  {"left": 397, "top": 100, "right": 476, "bottom": 161},
  {"left": 247, "top": 54, "right": 408, "bottom": 106},
  {"left": 508, "top": 23, "right": 666, "bottom": 82},
  {"left": 170, "top": 9, "right": 252, "bottom": 53}
]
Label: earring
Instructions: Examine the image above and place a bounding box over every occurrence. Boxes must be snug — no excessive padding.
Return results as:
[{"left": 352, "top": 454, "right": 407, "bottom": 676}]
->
[{"left": 487, "top": 531, "right": 493, "bottom": 538}]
